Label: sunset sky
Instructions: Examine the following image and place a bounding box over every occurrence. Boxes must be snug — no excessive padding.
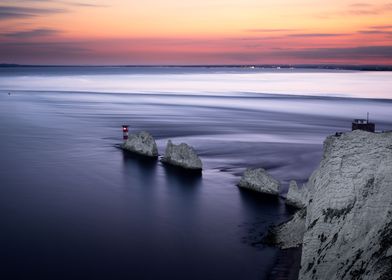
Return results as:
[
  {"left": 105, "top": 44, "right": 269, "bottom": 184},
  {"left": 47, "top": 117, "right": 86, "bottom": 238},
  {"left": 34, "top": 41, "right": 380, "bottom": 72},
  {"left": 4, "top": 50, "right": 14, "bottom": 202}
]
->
[{"left": 0, "top": 0, "right": 392, "bottom": 65}]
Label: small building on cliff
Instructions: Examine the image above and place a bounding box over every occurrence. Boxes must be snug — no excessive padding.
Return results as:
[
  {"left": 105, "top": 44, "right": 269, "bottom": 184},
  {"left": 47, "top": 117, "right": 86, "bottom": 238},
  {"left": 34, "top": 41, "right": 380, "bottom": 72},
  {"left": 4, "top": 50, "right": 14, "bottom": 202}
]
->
[{"left": 352, "top": 113, "right": 375, "bottom": 132}]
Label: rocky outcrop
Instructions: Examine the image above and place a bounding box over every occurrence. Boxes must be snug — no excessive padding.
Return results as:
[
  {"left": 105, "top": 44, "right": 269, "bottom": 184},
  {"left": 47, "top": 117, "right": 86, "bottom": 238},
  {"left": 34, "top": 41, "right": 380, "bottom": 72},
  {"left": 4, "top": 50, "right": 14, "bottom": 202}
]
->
[
  {"left": 161, "top": 140, "right": 202, "bottom": 171},
  {"left": 238, "top": 168, "right": 280, "bottom": 195},
  {"left": 285, "top": 180, "right": 307, "bottom": 209},
  {"left": 265, "top": 208, "right": 306, "bottom": 249},
  {"left": 122, "top": 131, "right": 158, "bottom": 158},
  {"left": 272, "top": 130, "right": 392, "bottom": 280},
  {"left": 300, "top": 130, "right": 392, "bottom": 280}
]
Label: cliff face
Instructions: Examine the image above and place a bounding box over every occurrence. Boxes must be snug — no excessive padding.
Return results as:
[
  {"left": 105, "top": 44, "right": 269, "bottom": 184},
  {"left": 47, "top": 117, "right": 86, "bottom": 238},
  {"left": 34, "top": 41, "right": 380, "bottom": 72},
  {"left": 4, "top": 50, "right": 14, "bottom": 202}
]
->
[{"left": 300, "top": 130, "right": 392, "bottom": 280}]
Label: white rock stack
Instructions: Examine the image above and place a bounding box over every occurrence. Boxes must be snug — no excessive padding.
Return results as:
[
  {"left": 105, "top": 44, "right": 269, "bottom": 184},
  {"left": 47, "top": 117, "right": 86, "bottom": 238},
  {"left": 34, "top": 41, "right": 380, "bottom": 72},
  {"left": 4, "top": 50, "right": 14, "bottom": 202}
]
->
[
  {"left": 285, "top": 180, "right": 307, "bottom": 208},
  {"left": 238, "top": 168, "right": 280, "bottom": 195},
  {"left": 161, "top": 140, "right": 203, "bottom": 171},
  {"left": 269, "top": 130, "right": 392, "bottom": 280},
  {"left": 122, "top": 131, "right": 158, "bottom": 158}
]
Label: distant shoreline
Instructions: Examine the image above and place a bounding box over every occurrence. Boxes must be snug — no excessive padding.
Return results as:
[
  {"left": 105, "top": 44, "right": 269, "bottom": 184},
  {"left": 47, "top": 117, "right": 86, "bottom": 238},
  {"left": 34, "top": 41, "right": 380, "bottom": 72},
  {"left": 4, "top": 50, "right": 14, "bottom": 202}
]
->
[{"left": 1, "top": 63, "right": 392, "bottom": 71}]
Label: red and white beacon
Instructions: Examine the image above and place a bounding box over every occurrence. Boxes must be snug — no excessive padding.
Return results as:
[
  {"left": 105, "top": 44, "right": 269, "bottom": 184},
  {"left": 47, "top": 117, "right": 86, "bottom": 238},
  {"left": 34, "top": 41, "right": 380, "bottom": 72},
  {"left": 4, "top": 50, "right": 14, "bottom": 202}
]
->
[{"left": 122, "top": 125, "right": 129, "bottom": 141}]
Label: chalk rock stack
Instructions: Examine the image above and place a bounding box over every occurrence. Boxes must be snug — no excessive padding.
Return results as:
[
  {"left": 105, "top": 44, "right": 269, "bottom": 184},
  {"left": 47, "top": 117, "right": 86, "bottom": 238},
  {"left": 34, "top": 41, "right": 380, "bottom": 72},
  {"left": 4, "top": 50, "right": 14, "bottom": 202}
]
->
[
  {"left": 161, "top": 140, "right": 203, "bottom": 171},
  {"left": 238, "top": 168, "right": 280, "bottom": 195},
  {"left": 285, "top": 180, "right": 307, "bottom": 209},
  {"left": 122, "top": 131, "right": 158, "bottom": 158},
  {"left": 270, "top": 130, "right": 392, "bottom": 280}
]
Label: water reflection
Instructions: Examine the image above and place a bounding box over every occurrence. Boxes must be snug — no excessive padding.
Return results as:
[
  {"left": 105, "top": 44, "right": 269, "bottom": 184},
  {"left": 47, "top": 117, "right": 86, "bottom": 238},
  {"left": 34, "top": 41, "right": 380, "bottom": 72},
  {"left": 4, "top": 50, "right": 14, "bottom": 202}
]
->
[
  {"left": 121, "top": 149, "right": 158, "bottom": 186},
  {"left": 238, "top": 187, "right": 283, "bottom": 223},
  {"left": 161, "top": 161, "right": 203, "bottom": 220},
  {"left": 121, "top": 149, "right": 158, "bottom": 169},
  {"left": 162, "top": 163, "right": 202, "bottom": 190},
  {"left": 237, "top": 188, "right": 286, "bottom": 247}
]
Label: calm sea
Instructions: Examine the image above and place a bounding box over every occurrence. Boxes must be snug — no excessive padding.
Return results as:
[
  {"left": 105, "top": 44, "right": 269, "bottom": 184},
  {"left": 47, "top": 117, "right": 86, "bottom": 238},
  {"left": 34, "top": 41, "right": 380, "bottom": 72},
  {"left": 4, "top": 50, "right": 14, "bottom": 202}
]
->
[{"left": 0, "top": 67, "right": 391, "bottom": 280}]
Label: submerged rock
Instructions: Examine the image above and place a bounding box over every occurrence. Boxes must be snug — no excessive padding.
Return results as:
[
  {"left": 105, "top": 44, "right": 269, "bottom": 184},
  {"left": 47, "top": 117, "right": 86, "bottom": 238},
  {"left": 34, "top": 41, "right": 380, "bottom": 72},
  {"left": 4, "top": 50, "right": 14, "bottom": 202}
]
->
[
  {"left": 238, "top": 168, "right": 280, "bottom": 195},
  {"left": 122, "top": 131, "right": 158, "bottom": 158},
  {"left": 264, "top": 208, "right": 306, "bottom": 249},
  {"left": 161, "top": 140, "right": 202, "bottom": 171},
  {"left": 285, "top": 180, "right": 307, "bottom": 209},
  {"left": 273, "top": 130, "right": 392, "bottom": 280}
]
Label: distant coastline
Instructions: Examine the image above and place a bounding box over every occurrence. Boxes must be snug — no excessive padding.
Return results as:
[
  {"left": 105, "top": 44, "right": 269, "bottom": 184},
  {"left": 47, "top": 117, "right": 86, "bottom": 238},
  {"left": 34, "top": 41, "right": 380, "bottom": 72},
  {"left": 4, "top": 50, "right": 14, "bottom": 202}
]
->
[{"left": 1, "top": 63, "right": 392, "bottom": 71}]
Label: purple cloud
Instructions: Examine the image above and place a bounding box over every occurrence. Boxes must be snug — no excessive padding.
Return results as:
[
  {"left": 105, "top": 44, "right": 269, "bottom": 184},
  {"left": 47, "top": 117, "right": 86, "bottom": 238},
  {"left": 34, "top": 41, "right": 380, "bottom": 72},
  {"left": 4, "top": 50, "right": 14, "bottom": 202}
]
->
[
  {"left": 0, "top": 6, "right": 66, "bottom": 20},
  {"left": 358, "top": 30, "right": 392, "bottom": 35},
  {"left": 245, "top": 29, "right": 301, "bottom": 33},
  {"left": 277, "top": 45, "right": 392, "bottom": 60},
  {"left": 2, "top": 28, "right": 61, "bottom": 38},
  {"left": 287, "top": 33, "right": 349, "bottom": 38},
  {"left": 369, "top": 25, "right": 392, "bottom": 30}
]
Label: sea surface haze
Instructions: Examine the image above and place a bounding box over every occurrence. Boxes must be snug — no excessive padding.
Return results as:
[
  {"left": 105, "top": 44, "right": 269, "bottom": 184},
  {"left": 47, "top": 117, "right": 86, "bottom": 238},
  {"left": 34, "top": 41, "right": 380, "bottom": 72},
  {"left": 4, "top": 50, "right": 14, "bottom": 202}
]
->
[{"left": 0, "top": 67, "right": 391, "bottom": 280}]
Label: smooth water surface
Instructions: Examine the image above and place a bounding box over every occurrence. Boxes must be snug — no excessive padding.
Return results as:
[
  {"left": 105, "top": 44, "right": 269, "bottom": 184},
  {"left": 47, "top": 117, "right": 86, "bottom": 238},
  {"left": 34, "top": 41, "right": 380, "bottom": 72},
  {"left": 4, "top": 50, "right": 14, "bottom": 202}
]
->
[{"left": 0, "top": 67, "right": 391, "bottom": 280}]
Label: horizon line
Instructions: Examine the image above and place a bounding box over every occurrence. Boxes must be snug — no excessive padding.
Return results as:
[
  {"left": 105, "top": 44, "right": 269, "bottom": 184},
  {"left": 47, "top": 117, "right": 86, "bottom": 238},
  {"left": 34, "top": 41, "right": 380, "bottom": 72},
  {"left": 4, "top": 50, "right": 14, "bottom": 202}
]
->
[{"left": 1, "top": 63, "right": 392, "bottom": 68}]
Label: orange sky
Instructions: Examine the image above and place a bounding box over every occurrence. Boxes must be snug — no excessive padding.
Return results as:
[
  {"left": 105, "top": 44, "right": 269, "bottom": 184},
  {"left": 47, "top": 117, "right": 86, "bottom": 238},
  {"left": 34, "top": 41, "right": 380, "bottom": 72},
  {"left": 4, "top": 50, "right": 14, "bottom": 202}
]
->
[{"left": 0, "top": 0, "right": 392, "bottom": 65}]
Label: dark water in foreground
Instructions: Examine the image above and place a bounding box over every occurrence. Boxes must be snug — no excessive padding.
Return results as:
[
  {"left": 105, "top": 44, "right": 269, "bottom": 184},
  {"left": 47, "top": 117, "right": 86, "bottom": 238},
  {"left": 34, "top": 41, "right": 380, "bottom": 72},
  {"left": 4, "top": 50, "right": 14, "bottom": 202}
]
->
[{"left": 1, "top": 68, "right": 392, "bottom": 280}]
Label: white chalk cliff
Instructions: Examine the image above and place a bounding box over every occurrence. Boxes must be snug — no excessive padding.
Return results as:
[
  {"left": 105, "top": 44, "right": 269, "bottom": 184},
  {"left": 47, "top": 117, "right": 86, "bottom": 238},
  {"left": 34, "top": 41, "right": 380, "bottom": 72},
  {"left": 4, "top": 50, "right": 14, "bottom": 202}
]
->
[
  {"left": 122, "top": 131, "right": 158, "bottom": 157},
  {"left": 238, "top": 168, "right": 280, "bottom": 195},
  {"left": 285, "top": 180, "right": 307, "bottom": 209},
  {"left": 272, "top": 130, "right": 392, "bottom": 280},
  {"left": 161, "top": 140, "right": 203, "bottom": 170}
]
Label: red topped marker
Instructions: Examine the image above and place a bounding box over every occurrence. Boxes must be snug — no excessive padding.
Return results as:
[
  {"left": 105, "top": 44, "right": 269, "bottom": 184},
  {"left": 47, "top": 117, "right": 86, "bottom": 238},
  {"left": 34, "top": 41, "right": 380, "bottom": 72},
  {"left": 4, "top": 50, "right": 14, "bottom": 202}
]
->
[{"left": 122, "top": 125, "right": 129, "bottom": 141}]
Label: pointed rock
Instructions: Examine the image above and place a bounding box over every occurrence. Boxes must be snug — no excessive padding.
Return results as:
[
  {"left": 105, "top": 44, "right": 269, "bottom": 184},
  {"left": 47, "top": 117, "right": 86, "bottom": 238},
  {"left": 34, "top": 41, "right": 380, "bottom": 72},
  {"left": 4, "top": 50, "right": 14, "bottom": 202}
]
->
[{"left": 285, "top": 180, "right": 307, "bottom": 209}]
